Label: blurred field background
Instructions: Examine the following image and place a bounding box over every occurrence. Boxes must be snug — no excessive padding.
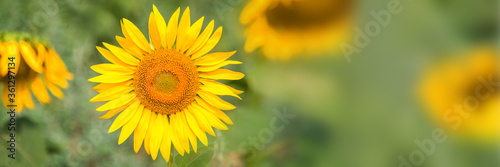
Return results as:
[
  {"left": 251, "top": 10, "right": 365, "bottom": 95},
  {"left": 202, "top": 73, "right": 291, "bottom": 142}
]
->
[{"left": 0, "top": 0, "right": 498, "bottom": 167}]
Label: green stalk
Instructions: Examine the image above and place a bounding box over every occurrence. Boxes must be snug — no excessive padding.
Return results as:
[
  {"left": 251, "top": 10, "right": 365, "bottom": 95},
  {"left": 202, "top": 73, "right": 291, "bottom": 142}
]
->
[{"left": 168, "top": 148, "right": 175, "bottom": 167}]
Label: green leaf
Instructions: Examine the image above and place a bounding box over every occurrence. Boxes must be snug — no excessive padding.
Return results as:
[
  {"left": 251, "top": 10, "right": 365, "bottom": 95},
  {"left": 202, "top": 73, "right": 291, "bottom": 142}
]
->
[{"left": 174, "top": 144, "right": 215, "bottom": 167}]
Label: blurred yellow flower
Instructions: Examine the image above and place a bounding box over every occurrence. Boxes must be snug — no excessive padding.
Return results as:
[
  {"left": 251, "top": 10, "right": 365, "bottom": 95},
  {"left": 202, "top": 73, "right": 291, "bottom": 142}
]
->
[
  {"left": 0, "top": 33, "right": 73, "bottom": 112},
  {"left": 89, "top": 5, "right": 244, "bottom": 162},
  {"left": 419, "top": 47, "right": 499, "bottom": 142},
  {"left": 240, "top": 0, "right": 353, "bottom": 60}
]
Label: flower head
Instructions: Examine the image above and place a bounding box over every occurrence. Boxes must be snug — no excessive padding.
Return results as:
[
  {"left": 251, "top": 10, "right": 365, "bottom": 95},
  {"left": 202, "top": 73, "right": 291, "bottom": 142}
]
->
[
  {"left": 419, "top": 46, "right": 499, "bottom": 142},
  {"left": 89, "top": 5, "right": 244, "bottom": 161},
  {"left": 240, "top": 0, "right": 354, "bottom": 60},
  {"left": 0, "top": 32, "right": 73, "bottom": 112}
]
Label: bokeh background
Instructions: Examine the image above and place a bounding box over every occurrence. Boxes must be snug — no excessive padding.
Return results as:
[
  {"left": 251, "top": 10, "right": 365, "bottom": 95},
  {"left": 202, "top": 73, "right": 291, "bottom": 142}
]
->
[{"left": 0, "top": 0, "right": 498, "bottom": 166}]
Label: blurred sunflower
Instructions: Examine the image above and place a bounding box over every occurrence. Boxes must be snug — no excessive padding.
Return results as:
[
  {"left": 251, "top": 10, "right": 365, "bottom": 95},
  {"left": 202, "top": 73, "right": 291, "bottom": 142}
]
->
[
  {"left": 419, "top": 47, "right": 499, "bottom": 142},
  {"left": 0, "top": 33, "right": 73, "bottom": 112},
  {"left": 89, "top": 5, "right": 244, "bottom": 162},
  {"left": 240, "top": 0, "right": 354, "bottom": 60}
]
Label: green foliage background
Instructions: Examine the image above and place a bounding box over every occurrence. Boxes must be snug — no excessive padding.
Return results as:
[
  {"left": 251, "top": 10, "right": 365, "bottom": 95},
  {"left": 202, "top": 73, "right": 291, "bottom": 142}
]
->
[{"left": 0, "top": 0, "right": 498, "bottom": 166}]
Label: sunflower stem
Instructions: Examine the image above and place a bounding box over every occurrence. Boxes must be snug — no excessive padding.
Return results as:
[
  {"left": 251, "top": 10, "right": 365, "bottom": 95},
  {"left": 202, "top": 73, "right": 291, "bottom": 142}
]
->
[{"left": 168, "top": 148, "right": 175, "bottom": 167}]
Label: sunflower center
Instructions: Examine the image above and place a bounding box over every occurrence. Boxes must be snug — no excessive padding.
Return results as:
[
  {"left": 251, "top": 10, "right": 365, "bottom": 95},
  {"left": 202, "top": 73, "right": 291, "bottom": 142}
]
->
[
  {"left": 265, "top": 0, "right": 352, "bottom": 29},
  {"left": 465, "top": 74, "right": 500, "bottom": 113},
  {"left": 133, "top": 49, "right": 199, "bottom": 115},
  {"left": 153, "top": 72, "right": 180, "bottom": 94}
]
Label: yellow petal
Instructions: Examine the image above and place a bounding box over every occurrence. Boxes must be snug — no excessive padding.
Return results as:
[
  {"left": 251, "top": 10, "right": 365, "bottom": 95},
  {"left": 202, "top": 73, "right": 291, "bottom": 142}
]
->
[
  {"left": 121, "top": 20, "right": 132, "bottom": 43},
  {"left": 45, "top": 72, "right": 69, "bottom": 89},
  {"left": 45, "top": 79, "right": 64, "bottom": 99},
  {"left": 16, "top": 102, "right": 24, "bottom": 113},
  {"left": 179, "top": 112, "right": 197, "bottom": 153},
  {"left": 144, "top": 113, "right": 157, "bottom": 155},
  {"left": 239, "top": 0, "right": 271, "bottom": 25},
  {"left": 184, "top": 109, "right": 208, "bottom": 146},
  {"left": 15, "top": 84, "right": 26, "bottom": 111},
  {"left": 199, "top": 69, "right": 244, "bottom": 80},
  {"left": 99, "top": 101, "right": 132, "bottom": 119},
  {"left": 6, "top": 42, "right": 21, "bottom": 74},
  {"left": 20, "top": 82, "right": 34, "bottom": 110},
  {"left": 173, "top": 113, "right": 190, "bottom": 154},
  {"left": 199, "top": 109, "right": 227, "bottom": 130},
  {"left": 200, "top": 79, "right": 243, "bottom": 95},
  {"left": 148, "top": 12, "right": 162, "bottom": 50},
  {"left": 200, "top": 81, "right": 241, "bottom": 100},
  {"left": 88, "top": 74, "right": 133, "bottom": 83},
  {"left": 96, "top": 46, "right": 129, "bottom": 67},
  {"left": 194, "top": 51, "right": 236, "bottom": 66},
  {"left": 179, "top": 17, "right": 204, "bottom": 53},
  {"left": 150, "top": 113, "right": 164, "bottom": 160},
  {"left": 134, "top": 109, "right": 153, "bottom": 153},
  {"left": 123, "top": 18, "right": 152, "bottom": 53},
  {"left": 103, "top": 42, "right": 140, "bottom": 66},
  {"left": 93, "top": 81, "right": 132, "bottom": 93},
  {"left": 109, "top": 100, "right": 141, "bottom": 133},
  {"left": 200, "top": 79, "right": 241, "bottom": 93},
  {"left": 186, "top": 20, "right": 214, "bottom": 56},
  {"left": 118, "top": 104, "right": 144, "bottom": 144},
  {"left": 188, "top": 104, "right": 215, "bottom": 136},
  {"left": 36, "top": 44, "right": 47, "bottom": 68},
  {"left": 30, "top": 74, "right": 51, "bottom": 103},
  {"left": 244, "top": 32, "right": 264, "bottom": 52},
  {"left": 96, "top": 93, "right": 136, "bottom": 111},
  {"left": 153, "top": 5, "right": 168, "bottom": 48},
  {"left": 196, "top": 97, "right": 233, "bottom": 125},
  {"left": 187, "top": 125, "right": 198, "bottom": 153},
  {"left": 116, "top": 36, "right": 144, "bottom": 59},
  {"left": 166, "top": 8, "right": 181, "bottom": 49},
  {"left": 224, "top": 84, "right": 244, "bottom": 94},
  {"left": 169, "top": 114, "right": 185, "bottom": 155},
  {"left": 47, "top": 49, "right": 73, "bottom": 80},
  {"left": 90, "top": 63, "right": 135, "bottom": 75},
  {"left": 90, "top": 85, "right": 133, "bottom": 102},
  {"left": 176, "top": 6, "right": 191, "bottom": 52},
  {"left": 0, "top": 44, "right": 8, "bottom": 77},
  {"left": 197, "top": 90, "right": 235, "bottom": 110},
  {"left": 191, "top": 26, "right": 223, "bottom": 59},
  {"left": 197, "top": 60, "right": 242, "bottom": 72},
  {"left": 19, "top": 41, "right": 42, "bottom": 73},
  {"left": 159, "top": 115, "right": 172, "bottom": 162}
]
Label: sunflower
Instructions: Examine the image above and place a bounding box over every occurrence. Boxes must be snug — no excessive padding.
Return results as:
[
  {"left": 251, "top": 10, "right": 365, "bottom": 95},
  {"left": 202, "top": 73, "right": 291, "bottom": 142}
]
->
[
  {"left": 89, "top": 5, "right": 244, "bottom": 162},
  {"left": 419, "top": 47, "right": 499, "bottom": 142},
  {"left": 240, "top": 0, "right": 353, "bottom": 60},
  {"left": 0, "top": 33, "right": 73, "bottom": 112}
]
